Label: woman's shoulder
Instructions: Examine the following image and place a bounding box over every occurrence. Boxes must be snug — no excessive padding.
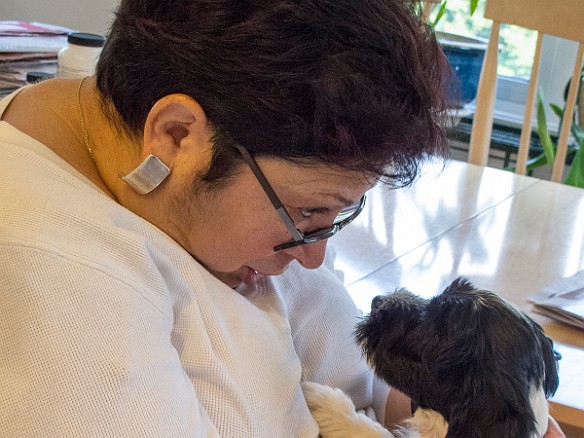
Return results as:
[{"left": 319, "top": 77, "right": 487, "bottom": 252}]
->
[
  {"left": 1, "top": 78, "right": 88, "bottom": 166},
  {"left": 2, "top": 78, "right": 72, "bottom": 120}
]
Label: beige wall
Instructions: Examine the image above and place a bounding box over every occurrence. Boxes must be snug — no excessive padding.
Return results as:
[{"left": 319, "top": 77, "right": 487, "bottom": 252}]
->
[{"left": 1, "top": 0, "right": 120, "bottom": 36}]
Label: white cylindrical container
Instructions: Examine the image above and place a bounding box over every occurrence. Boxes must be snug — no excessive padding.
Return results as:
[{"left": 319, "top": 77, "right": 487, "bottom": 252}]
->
[{"left": 57, "top": 32, "right": 106, "bottom": 79}]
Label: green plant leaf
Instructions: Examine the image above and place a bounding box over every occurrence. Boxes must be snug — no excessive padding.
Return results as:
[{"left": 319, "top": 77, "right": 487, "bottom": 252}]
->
[
  {"left": 563, "top": 121, "right": 584, "bottom": 187},
  {"left": 504, "top": 153, "right": 547, "bottom": 172},
  {"left": 470, "top": 0, "right": 479, "bottom": 15},
  {"left": 550, "top": 103, "right": 563, "bottom": 119},
  {"left": 564, "top": 145, "right": 584, "bottom": 187},
  {"left": 536, "top": 90, "right": 556, "bottom": 166},
  {"left": 431, "top": 1, "right": 448, "bottom": 27},
  {"left": 525, "top": 153, "right": 549, "bottom": 171}
]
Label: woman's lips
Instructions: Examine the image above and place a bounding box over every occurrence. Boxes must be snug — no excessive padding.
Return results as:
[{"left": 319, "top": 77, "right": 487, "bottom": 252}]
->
[
  {"left": 227, "top": 264, "right": 290, "bottom": 288},
  {"left": 242, "top": 267, "right": 264, "bottom": 285}
]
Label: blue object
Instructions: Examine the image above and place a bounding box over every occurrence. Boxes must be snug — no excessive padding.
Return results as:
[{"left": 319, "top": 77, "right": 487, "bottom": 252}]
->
[{"left": 438, "top": 32, "right": 488, "bottom": 108}]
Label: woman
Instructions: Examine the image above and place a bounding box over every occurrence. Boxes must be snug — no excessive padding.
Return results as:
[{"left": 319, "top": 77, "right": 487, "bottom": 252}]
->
[{"left": 0, "top": 0, "right": 564, "bottom": 436}]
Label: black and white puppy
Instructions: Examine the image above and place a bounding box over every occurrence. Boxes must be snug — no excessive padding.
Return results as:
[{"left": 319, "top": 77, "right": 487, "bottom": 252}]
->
[{"left": 303, "top": 277, "right": 560, "bottom": 438}]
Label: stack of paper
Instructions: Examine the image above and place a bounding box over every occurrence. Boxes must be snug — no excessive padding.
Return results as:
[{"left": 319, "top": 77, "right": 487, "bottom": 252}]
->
[
  {"left": 0, "top": 21, "right": 74, "bottom": 97},
  {"left": 529, "top": 270, "right": 584, "bottom": 330}
]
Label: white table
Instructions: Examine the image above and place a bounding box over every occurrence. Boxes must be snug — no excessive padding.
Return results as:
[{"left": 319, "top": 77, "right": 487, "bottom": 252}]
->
[{"left": 332, "top": 160, "right": 584, "bottom": 436}]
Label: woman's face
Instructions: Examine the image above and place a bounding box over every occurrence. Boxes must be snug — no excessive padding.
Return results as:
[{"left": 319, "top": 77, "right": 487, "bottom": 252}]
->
[{"left": 165, "top": 154, "right": 373, "bottom": 288}]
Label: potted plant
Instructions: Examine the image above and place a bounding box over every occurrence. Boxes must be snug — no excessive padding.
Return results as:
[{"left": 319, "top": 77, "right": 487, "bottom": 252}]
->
[{"left": 513, "top": 72, "right": 584, "bottom": 188}]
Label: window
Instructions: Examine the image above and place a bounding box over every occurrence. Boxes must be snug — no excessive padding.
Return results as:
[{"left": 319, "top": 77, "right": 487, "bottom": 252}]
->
[{"left": 433, "top": 0, "right": 581, "bottom": 133}]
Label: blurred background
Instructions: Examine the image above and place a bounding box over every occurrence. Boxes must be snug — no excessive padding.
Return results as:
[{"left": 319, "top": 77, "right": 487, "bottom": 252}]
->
[{"left": 1, "top": 0, "right": 119, "bottom": 36}]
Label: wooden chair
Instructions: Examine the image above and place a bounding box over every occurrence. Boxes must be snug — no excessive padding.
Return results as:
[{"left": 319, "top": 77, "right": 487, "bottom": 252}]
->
[
  {"left": 467, "top": 0, "right": 584, "bottom": 182},
  {"left": 422, "top": 0, "right": 441, "bottom": 21}
]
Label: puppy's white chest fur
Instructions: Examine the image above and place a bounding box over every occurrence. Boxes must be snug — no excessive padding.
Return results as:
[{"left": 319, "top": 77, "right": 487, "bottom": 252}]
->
[
  {"left": 302, "top": 381, "right": 394, "bottom": 438},
  {"left": 404, "top": 409, "right": 448, "bottom": 438},
  {"left": 303, "top": 381, "right": 548, "bottom": 438},
  {"left": 302, "top": 381, "right": 448, "bottom": 438}
]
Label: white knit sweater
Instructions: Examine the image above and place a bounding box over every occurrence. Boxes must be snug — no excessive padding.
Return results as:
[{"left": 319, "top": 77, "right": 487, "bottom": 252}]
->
[{"left": 0, "top": 89, "right": 376, "bottom": 437}]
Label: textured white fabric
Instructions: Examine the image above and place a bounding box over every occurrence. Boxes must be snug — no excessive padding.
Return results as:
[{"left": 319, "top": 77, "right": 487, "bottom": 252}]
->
[{"left": 0, "top": 89, "right": 375, "bottom": 437}]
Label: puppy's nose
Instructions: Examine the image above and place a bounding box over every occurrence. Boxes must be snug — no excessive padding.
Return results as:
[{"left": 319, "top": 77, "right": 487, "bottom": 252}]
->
[{"left": 371, "top": 295, "right": 383, "bottom": 311}]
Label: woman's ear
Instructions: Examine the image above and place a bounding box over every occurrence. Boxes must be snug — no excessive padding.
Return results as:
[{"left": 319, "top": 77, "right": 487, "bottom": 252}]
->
[{"left": 142, "top": 94, "right": 211, "bottom": 165}]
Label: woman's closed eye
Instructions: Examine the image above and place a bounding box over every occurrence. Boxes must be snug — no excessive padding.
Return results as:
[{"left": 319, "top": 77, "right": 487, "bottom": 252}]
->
[
  {"left": 299, "top": 207, "right": 328, "bottom": 219},
  {"left": 295, "top": 207, "right": 335, "bottom": 232}
]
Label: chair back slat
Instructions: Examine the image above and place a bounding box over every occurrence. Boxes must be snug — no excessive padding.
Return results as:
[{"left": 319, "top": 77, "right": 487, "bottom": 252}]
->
[
  {"left": 468, "top": 22, "right": 500, "bottom": 166},
  {"left": 515, "top": 32, "right": 544, "bottom": 175},
  {"left": 485, "top": 0, "right": 584, "bottom": 43},
  {"left": 422, "top": 0, "right": 442, "bottom": 21}
]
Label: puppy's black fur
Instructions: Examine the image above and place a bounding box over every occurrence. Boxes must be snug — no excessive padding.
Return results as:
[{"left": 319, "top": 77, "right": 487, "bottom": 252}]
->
[{"left": 356, "top": 277, "right": 560, "bottom": 438}]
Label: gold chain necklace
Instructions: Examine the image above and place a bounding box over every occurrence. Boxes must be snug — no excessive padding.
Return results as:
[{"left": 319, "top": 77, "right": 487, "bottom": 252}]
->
[
  {"left": 76, "top": 77, "right": 119, "bottom": 202},
  {"left": 76, "top": 76, "right": 95, "bottom": 162}
]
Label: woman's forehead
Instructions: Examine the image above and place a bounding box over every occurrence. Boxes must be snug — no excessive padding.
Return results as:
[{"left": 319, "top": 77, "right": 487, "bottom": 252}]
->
[{"left": 256, "top": 157, "right": 373, "bottom": 204}]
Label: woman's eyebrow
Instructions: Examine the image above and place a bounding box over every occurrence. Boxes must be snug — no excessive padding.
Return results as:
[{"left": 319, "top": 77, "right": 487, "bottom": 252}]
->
[
  {"left": 314, "top": 193, "right": 358, "bottom": 207},
  {"left": 302, "top": 206, "right": 329, "bottom": 214}
]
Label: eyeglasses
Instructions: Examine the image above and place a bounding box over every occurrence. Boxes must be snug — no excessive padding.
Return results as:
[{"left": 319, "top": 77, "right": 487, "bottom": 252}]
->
[{"left": 235, "top": 144, "right": 366, "bottom": 252}]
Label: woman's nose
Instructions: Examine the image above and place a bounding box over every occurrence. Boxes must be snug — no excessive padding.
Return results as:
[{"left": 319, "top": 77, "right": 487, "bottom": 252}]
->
[{"left": 285, "top": 240, "right": 328, "bottom": 269}]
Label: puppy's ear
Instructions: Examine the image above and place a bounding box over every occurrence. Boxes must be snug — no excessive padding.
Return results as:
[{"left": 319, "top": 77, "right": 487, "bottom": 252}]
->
[
  {"left": 541, "top": 336, "right": 560, "bottom": 398},
  {"left": 422, "top": 287, "right": 494, "bottom": 377}
]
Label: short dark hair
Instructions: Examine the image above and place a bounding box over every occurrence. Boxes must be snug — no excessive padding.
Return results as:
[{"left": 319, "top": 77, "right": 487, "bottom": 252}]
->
[{"left": 96, "top": 0, "right": 450, "bottom": 188}]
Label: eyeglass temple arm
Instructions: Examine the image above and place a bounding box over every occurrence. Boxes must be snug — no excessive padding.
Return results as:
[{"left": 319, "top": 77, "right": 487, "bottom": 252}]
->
[
  {"left": 274, "top": 207, "right": 303, "bottom": 241},
  {"left": 235, "top": 144, "right": 304, "bottom": 241}
]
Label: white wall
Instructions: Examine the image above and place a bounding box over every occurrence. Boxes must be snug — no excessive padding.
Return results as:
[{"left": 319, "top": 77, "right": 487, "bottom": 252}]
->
[{"left": 1, "top": 0, "right": 120, "bottom": 36}]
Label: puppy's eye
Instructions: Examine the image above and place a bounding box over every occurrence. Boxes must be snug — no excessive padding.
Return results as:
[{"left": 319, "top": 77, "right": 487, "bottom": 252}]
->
[{"left": 300, "top": 208, "right": 312, "bottom": 218}]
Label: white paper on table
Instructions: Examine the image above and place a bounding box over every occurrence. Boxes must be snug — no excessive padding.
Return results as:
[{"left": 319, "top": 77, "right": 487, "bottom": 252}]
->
[{"left": 529, "top": 270, "right": 584, "bottom": 330}]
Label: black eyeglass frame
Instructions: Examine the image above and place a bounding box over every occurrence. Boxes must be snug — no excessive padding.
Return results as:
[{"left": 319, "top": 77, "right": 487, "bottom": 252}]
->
[{"left": 235, "top": 144, "right": 366, "bottom": 251}]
